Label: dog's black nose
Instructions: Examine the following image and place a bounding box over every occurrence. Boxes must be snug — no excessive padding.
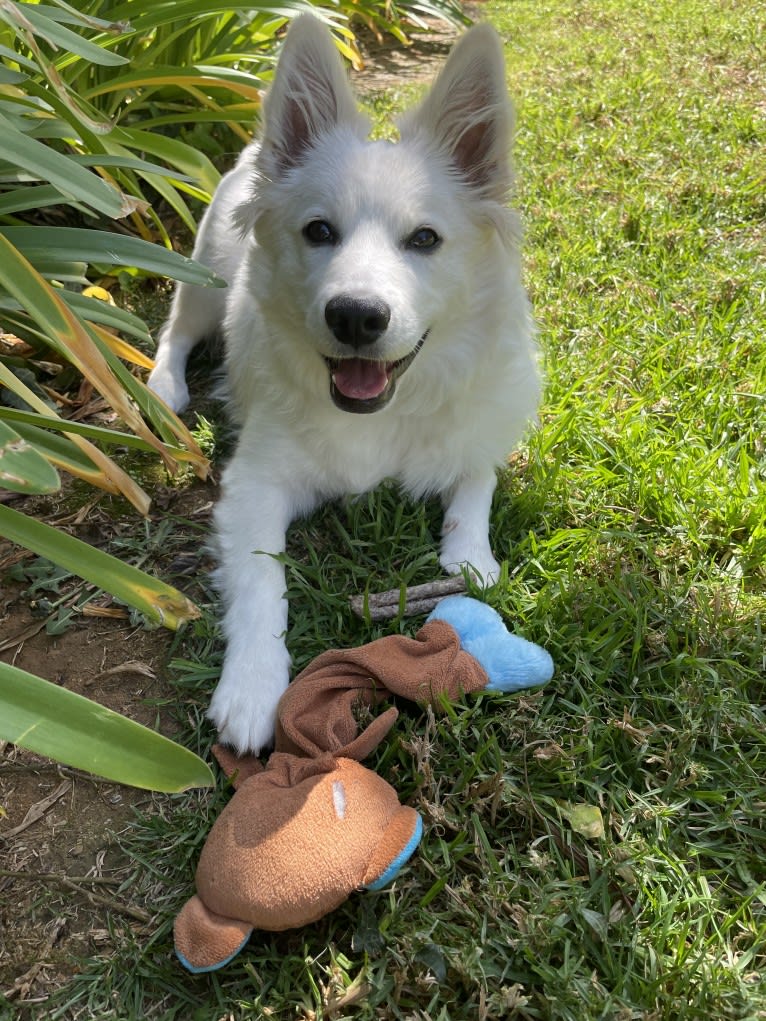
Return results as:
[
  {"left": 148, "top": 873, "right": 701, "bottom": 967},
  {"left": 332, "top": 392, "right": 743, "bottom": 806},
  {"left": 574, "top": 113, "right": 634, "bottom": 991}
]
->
[{"left": 325, "top": 296, "right": 391, "bottom": 348}]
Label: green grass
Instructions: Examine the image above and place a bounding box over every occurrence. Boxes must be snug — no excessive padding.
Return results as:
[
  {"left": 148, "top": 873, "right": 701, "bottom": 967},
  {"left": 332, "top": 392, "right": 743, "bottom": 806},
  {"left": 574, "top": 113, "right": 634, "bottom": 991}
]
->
[{"left": 31, "top": 0, "right": 766, "bottom": 1017}]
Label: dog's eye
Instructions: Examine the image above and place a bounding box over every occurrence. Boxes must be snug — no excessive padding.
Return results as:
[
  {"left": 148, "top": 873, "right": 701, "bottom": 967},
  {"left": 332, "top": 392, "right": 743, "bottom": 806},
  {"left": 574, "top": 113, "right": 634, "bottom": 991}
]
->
[
  {"left": 406, "top": 226, "right": 441, "bottom": 252},
  {"left": 303, "top": 220, "right": 337, "bottom": 246}
]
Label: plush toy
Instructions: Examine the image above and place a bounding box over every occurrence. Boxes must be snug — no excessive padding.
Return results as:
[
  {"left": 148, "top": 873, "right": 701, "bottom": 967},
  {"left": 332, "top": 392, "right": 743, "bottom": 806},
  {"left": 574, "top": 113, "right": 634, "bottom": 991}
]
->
[{"left": 174, "top": 596, "right": 553, "bottom": 973}]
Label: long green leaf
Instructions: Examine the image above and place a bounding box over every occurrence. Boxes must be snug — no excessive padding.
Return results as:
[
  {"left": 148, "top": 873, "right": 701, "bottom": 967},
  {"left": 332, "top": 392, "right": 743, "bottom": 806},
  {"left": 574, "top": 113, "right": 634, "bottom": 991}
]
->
[
  {"left": 100, "top": 1, "right": 333, "bottom": 34},
  {"left": 0, "top": 503, "right": 200, "bottom": 630},
  {"left": 13, "top": 4, "right": 130, "bottom": 34},
  {"left": 70, "top": 153, "right": 194, "bottom": 182},
  {"left": 0, "top": 407, "right": 204, "bottom": 466},
  {"left": 0, "top": 118, "right": 129, "bottom": 218},
  {"left": 83, "top": 66, "right": 262, "bottom": 101},
  {"left": 2, "top": 290, "right": 151, "bottom": 347},
  {"left": 0, "top": 247, "right": 209, "bottom": 474},
  {"left": 0, "top": 360, "right": 151, "bottom": 504},
  {"left": 0, "top": 183, "right": 71, "bottom": 216},
  {"left": 0, "top": 304, "right": 157, "bottom": 510},
  {"left": 0, "top": 662, "right": 214, "bottom": 793},
  {"left": 0, "top": 419, "right": 61, "bottom": 494},
  {"left": 0, "top": 226, "right": 226, "bottom": 286},
  {"left": 2, "top": 4, "right": 129, "bottom": 67},
  {"left": 2, "top": 418, "right": 136, "bottom": 484},
  {"left": 59, "top": 290, "right": 152, "bottom": 343},
  {"left": 107, "top": 127, "right": 220, "bottom": 194}
]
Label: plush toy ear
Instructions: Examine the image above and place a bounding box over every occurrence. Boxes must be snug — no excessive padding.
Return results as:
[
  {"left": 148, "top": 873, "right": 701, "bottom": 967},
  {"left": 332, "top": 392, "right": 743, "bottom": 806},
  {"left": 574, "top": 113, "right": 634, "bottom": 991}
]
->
[
  {"left": 259, "top": 14, "right": 369, "bottom": 175},
  {"left": 174, "top": 895, "right": 252, "bottom": 974},
  {"left": 212, "top": 744, "right": 263, "bottom": 789},
  {"left": 398, "top": 24, "right": 514, "bottom": 202}
]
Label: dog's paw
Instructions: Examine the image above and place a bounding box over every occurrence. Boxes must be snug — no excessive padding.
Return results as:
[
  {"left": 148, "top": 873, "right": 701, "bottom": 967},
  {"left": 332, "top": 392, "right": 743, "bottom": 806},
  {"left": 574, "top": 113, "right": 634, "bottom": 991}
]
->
[
  {"left": 146, "top": 366, "right": 190, "bottom": 414},
  {"left": 208, "top": 649, "right": 291, "bottom": 755},
  {"left": 440, "top": 535, "right": 500, "bottom": 588}
]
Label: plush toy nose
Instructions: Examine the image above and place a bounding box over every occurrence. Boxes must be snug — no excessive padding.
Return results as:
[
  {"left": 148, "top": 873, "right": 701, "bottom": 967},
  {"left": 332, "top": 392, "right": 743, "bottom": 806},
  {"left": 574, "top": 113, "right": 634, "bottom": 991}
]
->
[
  {"left": 325, "top": 296, "right": 391, "bottom": 348},
  {"left": 363, "top": 811, "right": 423, "bottom": 890}
]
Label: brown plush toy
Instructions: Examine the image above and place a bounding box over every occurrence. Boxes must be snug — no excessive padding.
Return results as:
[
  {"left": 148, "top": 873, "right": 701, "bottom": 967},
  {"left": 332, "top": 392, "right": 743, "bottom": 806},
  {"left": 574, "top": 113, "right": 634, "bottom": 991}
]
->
[{"left": 174, "top": 597, "right": 554, "bottom": 972}]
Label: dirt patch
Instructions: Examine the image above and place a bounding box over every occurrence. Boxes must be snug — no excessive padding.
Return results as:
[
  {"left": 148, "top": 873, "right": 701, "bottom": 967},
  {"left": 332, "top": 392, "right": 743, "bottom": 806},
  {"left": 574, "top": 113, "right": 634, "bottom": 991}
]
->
[
  {"left": 0, "top": 481, "right": 214, "bottom": 1011},
  {"left": 350, "top": 19, "right": 458, "bottom": 93},
  {"left": 0, "top": 613, "right": 170, "bottom": 1009}
]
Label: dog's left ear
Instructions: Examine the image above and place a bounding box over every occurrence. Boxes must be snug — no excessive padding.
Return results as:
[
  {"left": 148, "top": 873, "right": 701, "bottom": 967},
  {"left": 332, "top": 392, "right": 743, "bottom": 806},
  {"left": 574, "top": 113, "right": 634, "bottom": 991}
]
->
[{"left": 398, "top": 24, "right": 514, "bottom": 202}]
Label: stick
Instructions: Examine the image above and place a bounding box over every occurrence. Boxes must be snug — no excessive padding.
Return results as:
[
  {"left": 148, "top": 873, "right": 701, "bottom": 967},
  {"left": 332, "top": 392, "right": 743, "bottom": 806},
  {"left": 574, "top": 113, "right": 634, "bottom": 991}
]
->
[
  {"left": 349, "top": 576, "right": 466, "bottom": 621},
  {"left": 0, "top": 869, "right": 152, "bottom": 924},
  {"left": 58, "top": 877, "right": 152, "bottom": 924},
  {"left": 1, "top": 780, "right": 71, "bottom": 838},
  {"left": 0, "top": 869, "right": 121, "bottom": 886}
]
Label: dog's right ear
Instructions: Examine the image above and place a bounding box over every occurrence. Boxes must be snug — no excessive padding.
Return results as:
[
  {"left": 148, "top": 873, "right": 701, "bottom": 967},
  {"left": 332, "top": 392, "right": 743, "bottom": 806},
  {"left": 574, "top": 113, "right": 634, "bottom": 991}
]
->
[
  {"left": 259, "top": 15, "right": 368, "bottom": 175},
  {"left": 398, "top": 23, "right": 514, "bottom": 203}
]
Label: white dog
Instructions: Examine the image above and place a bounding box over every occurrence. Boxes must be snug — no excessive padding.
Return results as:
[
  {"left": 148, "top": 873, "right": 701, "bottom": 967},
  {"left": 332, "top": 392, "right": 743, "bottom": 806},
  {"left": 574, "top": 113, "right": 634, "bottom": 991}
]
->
[{"left": 148, "top": 15, "right": 540, "bottom": 754}]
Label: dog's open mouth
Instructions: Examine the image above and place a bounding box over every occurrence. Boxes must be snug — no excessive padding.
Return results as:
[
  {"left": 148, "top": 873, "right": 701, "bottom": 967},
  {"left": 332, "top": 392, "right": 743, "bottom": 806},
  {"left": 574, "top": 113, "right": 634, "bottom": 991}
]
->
[{"left": 324, "top": 333, "right": 428, "bottom": 414}]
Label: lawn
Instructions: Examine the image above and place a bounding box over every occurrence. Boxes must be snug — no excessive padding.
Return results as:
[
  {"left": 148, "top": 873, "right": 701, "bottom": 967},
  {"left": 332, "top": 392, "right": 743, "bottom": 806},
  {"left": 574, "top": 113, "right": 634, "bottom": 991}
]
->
[{"left": 11, "top": 0, "right": 766, "bottom": 1017}]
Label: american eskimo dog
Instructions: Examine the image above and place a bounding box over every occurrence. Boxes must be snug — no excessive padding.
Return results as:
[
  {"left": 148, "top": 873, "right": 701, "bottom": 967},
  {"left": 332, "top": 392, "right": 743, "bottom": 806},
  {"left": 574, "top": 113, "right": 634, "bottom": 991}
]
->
[{"left": 148, "top": 15, "right": 541, "bottom": 754}]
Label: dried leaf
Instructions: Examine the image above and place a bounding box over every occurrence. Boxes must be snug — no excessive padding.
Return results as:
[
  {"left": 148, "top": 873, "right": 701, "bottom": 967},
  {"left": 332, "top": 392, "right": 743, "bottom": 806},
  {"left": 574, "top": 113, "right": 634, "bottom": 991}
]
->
[{"left": 557, "top": 801, "right": 605, "bottom": 840}]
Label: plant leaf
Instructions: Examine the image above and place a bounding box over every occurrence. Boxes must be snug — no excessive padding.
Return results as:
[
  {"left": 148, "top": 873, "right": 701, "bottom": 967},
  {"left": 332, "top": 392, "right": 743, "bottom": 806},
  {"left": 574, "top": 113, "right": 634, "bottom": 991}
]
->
[
  {"left": 1, "top": 4, "right": 130, "bottom": 67},
  {"left": 0, "top": 118, "right": 129, "bottom": 218},
  {"left": 0, "top": 419, "right": 61, "bottom": 494},
  {"left": 0, "top": 360, "right": 152, "bottom": 512},
  {"left": 0, "top": 407, "right": 205, "bottom": 467},
  {"left": 0, "top": 503, "right": 201, "bottom": 630},
  {"left": 557, "top": 801, "right": 605, "bottom": 840},
  {"left": 84, "top": 67, "right": 262, "bottom": 102},
  {"left": 0, "top": 662, "right": 214, "bottom": 793},
  {"left": 0, "top": 226, "right": 226, "bottom": 286},
  {"left": 0, "top": 237, "right": 198, "bottom": 482}
]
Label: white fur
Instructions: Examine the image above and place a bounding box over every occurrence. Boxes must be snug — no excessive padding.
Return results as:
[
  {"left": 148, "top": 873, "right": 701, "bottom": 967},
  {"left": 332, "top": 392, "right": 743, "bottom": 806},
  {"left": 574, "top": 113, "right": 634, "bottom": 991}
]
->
[{"left": 148, "top": 16, "right": 541, "bottom": 754}]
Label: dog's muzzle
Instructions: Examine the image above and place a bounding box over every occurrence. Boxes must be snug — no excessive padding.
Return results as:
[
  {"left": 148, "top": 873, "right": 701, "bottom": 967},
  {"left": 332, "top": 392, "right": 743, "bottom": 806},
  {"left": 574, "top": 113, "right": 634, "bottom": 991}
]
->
[{"left": 324, "top": 332, "right": 429, "bottom": 414}]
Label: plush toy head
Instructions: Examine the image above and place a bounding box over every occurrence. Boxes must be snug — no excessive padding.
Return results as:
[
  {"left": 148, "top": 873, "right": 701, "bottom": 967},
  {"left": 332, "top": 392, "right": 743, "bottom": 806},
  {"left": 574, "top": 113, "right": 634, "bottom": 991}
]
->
[
  {"left": 173, "top": 596, "right": 553, "bottom": 973},
  {"left": 174, "top": 751, "right": 421, "bottom": 973}
]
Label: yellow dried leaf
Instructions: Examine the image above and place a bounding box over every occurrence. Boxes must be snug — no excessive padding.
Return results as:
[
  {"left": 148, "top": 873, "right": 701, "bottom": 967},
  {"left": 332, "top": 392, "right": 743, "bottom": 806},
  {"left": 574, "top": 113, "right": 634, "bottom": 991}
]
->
[{"left": 558, "top": 801, "right": 605, "bottom": 840}]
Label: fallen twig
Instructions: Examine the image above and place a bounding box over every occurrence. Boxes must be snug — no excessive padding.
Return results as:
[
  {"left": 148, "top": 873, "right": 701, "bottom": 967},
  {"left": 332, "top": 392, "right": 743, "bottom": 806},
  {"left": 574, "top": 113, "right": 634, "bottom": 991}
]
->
[
  {"left": 58, "top": 876, "right": 152, "bottom": 924},
  {"left": 85, "top": 659, "right": 156, "bottom": 686},
  {"left": 0, "top": 868, "right": 153, "bottom": 925},
  {"left": 0, "top": 617, "right": 48, "bottom": 654},
  {"left": 349, "top": 576, "right": 466, "bottom": 621},
  {"left": 0, "top": 868, "right": 122, "bottom": 886},
  {"left": 0, "top": 780, "right": 71, "bottom": 839}
]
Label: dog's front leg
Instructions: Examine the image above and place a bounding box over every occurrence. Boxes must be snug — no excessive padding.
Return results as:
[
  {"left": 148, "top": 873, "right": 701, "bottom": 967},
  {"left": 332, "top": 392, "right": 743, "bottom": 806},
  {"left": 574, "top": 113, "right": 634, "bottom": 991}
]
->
[
  {"left": 208, "top": 471, "right": 312, "bottom": 755},
  {"left": 440, "top": 472, "right": 500, "bottom": 585}
]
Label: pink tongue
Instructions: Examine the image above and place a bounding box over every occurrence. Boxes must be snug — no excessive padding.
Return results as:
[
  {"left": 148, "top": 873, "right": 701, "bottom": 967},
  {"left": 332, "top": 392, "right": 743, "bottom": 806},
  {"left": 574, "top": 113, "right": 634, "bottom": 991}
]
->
[{"left": 332, "top": 359, "right": 389, "bottom": 399}]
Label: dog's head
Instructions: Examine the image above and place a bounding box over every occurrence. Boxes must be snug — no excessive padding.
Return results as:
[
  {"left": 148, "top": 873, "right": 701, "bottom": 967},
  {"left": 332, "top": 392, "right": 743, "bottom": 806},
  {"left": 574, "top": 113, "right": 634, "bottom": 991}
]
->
[{"left": 239, "top": 15, "right": 517, "bottom": 413}]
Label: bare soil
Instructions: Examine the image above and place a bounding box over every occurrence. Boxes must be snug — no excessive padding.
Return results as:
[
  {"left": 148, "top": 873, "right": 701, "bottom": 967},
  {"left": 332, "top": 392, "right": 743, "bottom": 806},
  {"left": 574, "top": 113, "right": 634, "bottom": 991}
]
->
[
  {"left": 0, "top": 481, "right": 214, "bottom": 1011},
  {"left": 0, "top": 19, "right": 458, "bottom": 1013}
]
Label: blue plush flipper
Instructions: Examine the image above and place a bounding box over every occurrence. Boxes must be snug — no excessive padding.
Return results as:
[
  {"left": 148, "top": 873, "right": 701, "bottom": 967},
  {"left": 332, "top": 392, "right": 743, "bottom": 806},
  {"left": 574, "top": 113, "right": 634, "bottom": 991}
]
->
[{"left": 427, "top": 595, "right": 554, "bottom": 692}]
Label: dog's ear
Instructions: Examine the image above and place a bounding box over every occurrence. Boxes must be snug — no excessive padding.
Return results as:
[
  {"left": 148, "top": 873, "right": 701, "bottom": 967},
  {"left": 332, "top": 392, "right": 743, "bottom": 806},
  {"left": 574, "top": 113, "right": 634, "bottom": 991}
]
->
[
  {"left": 398, "top": 24, "right": 514, "bottom": 202},
  {"left": 259, "top": 15, "right": 367, "bottom": 174}
]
